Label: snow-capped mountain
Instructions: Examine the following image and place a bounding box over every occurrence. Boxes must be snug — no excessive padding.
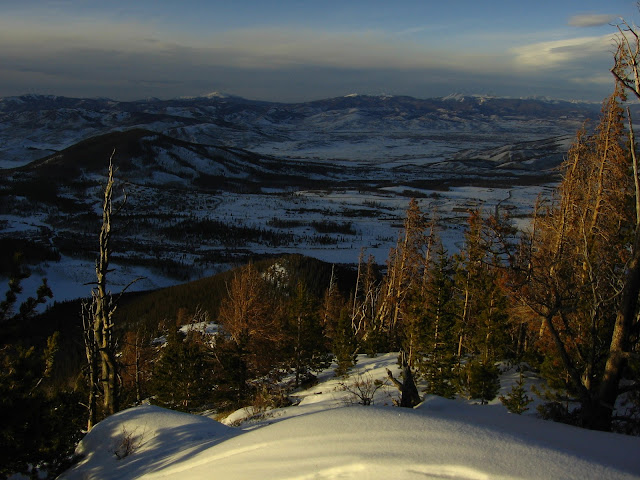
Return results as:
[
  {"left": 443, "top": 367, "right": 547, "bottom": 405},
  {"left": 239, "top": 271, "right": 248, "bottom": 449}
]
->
[{"left": 0, "top": 93, "right": 599, "bottom": 169}]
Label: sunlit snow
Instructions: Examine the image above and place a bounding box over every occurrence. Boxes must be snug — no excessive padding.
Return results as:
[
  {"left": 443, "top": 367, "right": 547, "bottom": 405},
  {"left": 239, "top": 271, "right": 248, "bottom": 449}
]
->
[{"left": 61, "top": 354, "right": 640, "bottom": 480}]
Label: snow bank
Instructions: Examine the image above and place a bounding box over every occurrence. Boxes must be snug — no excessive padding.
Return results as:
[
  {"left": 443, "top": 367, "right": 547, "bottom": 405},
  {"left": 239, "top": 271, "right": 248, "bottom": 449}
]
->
[
  {"left": 62, "top": 394, "right": 640, "bottom": 479},
  {"left": 62, "top": 400, "right": 640, "bottom": 480},
  {"left": 61, "top": 405, "right": 236, "bottom": 480}
]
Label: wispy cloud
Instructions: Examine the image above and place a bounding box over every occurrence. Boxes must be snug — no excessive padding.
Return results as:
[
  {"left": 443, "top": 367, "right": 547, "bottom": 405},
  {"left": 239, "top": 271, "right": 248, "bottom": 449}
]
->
[
  {"left": 568, "top": 14, "right": 618, "bottom": 28},
  {"left": 0, "top": 19, "right": 506, "bottom": 74},
  {"left": 0, "top": 16, "right": 617, "bottom": 102},
  {"left": 511, "top": 35, "right": 613, "bottom": 69},
  {"left": 569, "top": 74, "right": 614, "bottom": 86}
]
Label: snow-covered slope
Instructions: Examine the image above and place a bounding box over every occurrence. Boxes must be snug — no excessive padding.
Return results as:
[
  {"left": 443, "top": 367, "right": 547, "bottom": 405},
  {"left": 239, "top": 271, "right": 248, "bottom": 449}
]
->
[
  {"left": 61, "top": 355, "right": 640, "bottom": 480},
  {"left": 0, "top": 93, "right": 597, "bottom": 169}
]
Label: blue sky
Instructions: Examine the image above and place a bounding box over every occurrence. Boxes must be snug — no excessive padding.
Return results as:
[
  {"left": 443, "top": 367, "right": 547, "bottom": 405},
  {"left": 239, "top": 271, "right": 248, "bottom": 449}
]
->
[{"left": 0, "top": 0, "right": 636, "bottom": 102}]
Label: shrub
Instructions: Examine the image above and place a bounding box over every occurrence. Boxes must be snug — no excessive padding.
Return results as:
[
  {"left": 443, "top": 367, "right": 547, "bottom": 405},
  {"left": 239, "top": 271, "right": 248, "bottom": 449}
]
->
[{"left": 339, "top": 372, "right": 387, "bottom": 406}]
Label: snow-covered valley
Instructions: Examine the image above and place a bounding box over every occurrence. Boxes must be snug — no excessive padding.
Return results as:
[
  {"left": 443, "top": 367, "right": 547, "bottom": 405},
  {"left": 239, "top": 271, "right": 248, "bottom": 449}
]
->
[{"left": 0, "top": 94, "right": 595, "bottom": 302}]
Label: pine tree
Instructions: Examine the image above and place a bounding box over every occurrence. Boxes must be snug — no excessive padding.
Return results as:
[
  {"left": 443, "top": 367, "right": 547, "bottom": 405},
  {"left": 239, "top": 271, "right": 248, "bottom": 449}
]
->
[
  {"left": 374, "top": 199, "right": 430, "bottom": 347},
  {"left": 461, "top": 360, "right": 500, "bottom": 405},
  {"left": 320, "top": 264, "right": 344, "bottom": 342},
  {"left": 500, "top": 370, "right": 533, "bottom": 414},
  {"left": 517, "top": 88, "right": 636, "bottom": 430},
  {"left": 120, "top": 326, "right": 154, "bottom": 405},
  {"left": 414, "top": 243, "right": 458, "bottom": 399},
  {"left": 470, "top": 266, "right": 510, "bottom": 363},
  {"left": 285, "top": 282, "right": 331, "bottom": 387},
  {"left": 151, "top": 327, "right": 211, "bottom": 411},
  {"left": 454, "top": 210, "right": 512, "bottom": 364},
  {"left": 334, "top": 308, "right": 358, "bottom": 377},
  {"left": 0, "top": 306, "right": 82, "bottom": 477},
  {"left": 218, "top": 263, "right": 284, "bottom": 400},
  {"left": 453, "top": 209, "right": 487, "bottom": 359}
]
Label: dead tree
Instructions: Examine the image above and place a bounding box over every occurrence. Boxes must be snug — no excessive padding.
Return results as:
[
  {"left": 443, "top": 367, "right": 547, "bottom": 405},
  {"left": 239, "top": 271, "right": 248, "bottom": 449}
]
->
[
  {"left": 82, "top": 154, "right": 134, "bottom": 430},
  {"left": 386, "top": 352, "right": 421, "bottom": 408}
]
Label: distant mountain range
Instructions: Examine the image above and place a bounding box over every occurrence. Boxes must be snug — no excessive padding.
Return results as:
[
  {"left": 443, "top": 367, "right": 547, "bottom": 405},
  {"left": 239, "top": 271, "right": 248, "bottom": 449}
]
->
[
  {"left": 0, "top": 92, "right": 608, "bottom": 289},
  {"left": 0, "top": 93, "right": 603, "bottom": 170}
]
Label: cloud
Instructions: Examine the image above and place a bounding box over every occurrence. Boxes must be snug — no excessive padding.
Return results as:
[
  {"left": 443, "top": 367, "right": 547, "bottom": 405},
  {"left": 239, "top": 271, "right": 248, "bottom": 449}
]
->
[
  {"left": 511, "top": 35, "right": 613, "bottom": 69},
  {"left": 568, "top": 14, "right": 618, "bottom": 28},
  {"left": 0, "top": 19, "right": 509, "bottom": 76},
  {"left": 0, "top": 17, "right": 616, "bottom": 102},
  {"left": 569, "top": 74, "right": 614, "bottom": 86}
]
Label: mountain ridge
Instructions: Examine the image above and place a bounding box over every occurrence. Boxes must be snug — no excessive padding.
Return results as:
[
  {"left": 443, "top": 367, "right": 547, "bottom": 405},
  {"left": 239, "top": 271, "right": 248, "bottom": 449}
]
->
[{"left": 0, "top": 91, "right": 600, "bottom": 170}]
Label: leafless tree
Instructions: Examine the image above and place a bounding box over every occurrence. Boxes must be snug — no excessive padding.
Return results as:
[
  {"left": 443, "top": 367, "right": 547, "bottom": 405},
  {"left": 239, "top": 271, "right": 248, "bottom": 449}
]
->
[{"left": 83, "top": 155, "right": 137, "bottom": 430}]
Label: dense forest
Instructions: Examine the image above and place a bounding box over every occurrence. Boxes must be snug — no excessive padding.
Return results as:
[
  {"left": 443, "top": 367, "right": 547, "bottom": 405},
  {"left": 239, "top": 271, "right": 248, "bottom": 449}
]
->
[{"left": 3, "top": 21, "right": 640, "bottom": 480}]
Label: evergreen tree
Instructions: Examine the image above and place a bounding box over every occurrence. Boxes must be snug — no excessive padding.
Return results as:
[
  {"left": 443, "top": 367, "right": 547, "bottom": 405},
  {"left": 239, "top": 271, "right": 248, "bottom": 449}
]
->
[
  {"left": 320, "top": 264, "right": 343, "bottom": 343},
  {"left": 120, "top": 326, "right": 155, "bottom": 405},
  {"left": 334, "top": 308, "right": 358, "bottom": 377},
  {"left": 217, "top": 263, "right": 284, "bottom": 401},
  {"left": 460, "top": 360, "right": 500, "bottom": 405},
  {"left": 151, "top": 327, "right": 211, "bottom": 411},
  {"left": 0, "top": 264, "right": 83, "bottom": 478},
  {"left": 470, "top": 266, "right": 510, "bottom": 363},
  {"left": 374, "top": 199, "right": 431, "bottom": 348},
  {"left": 0, "top": 329, "right": 83, "bottom": 478},
  {"left": 0, "top": 255, "right": 52, "bottom": 323},
  {"left": 453, "top": 210, "right": 487, "bottom": 359},
  {"left": 454, "top": 210, "right": 511, "bottom": 363},
  {"left": 500, "top": 370, "right": 533, "bottom": 414},
  {"left": 285, "top": 282, "right": 331, "bottom": 387},
  {"left": 414, "top": 243, "right": 458, "bottom": 399},
  {"left": 516, "top": 87, "right": 638, "bottom": 430}
]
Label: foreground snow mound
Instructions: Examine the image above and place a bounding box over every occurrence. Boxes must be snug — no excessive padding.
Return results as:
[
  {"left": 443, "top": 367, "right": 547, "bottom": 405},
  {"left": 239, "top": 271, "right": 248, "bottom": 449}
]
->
[
  {"left": 62, "top": 400, "right": 640, "bottom": 480},
  {"left": 61, "top": 405, "right": 236, "bottom": 480}
]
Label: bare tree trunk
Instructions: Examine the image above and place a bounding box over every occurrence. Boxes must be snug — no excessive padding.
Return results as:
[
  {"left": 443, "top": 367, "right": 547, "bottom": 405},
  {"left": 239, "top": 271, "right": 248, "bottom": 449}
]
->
[
  {"left": 95, "top": 159, "right": 119, "bottom": 416},
  {"left": 134, "top": 330, "right": 142, "bottom": 404},
  {"left": 386, "top": 352, "right": 421, "bottom": 408},
  {"left": 82, "top": 301, "right": 98, "bottom": 431},
  {"left": 295, "top": 314, "right": 302, "bottom": 388},
  {"left": 83, "top": 154, "right": 123, "bottom": 428},
  {"left": 596, "top": 226, "right": 640, "bottom": 429}
]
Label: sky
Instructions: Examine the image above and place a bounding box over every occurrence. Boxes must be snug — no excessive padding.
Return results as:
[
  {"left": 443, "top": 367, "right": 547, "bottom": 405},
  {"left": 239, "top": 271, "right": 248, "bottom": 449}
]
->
[{"left": 0, "top": 0, "right": 637, "bottom": 103}]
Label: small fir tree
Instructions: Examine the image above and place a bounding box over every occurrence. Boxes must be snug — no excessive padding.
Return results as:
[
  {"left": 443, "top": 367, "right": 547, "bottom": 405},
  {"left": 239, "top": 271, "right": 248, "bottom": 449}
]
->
[
  {"left": 334, "top": 309, "right": 358, "bottom": 377},
  {"left": 151, "top": 327, "right": 211, "bottom": 411},
  {"left": 285, "top": 282, "right": 331, "bottom": 387},
  {"left": 500, "top": 370, "right": 533, "bottom": 414},
  {"left": 415, "top": 244, "right": 458, "bottom": 399},
  {"left": 460, "top": 360, "right": 500, "bottom": 405}
]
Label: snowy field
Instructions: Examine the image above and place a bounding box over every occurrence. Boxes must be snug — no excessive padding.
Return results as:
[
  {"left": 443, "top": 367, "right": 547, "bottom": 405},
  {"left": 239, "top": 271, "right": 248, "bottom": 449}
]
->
[
  {"left": 2, "top": 181, "right": 552, "bottom": 307},
  {"left": 61, "top": 354, "right": 640, "bottom": 480}
]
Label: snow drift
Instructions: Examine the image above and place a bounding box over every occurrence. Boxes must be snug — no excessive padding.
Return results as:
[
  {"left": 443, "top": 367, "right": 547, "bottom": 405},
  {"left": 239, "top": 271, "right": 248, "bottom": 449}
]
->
[{"left": 61, "top": 354, "right": 640, "bottom": 480}]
